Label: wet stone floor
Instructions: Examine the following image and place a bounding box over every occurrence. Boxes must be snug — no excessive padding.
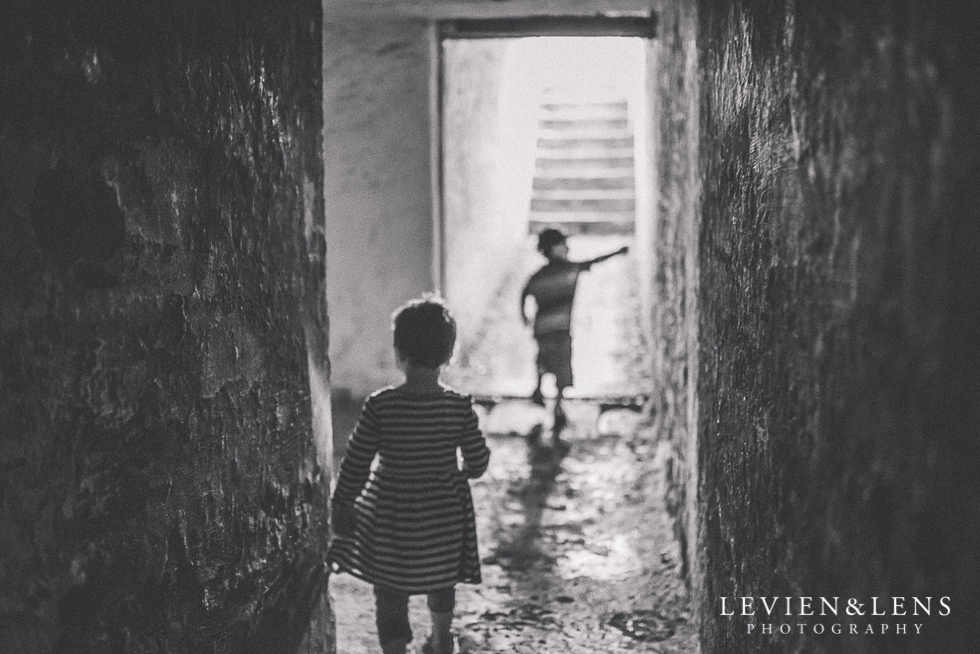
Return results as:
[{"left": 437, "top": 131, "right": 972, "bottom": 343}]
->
[{"left": 330, "top": 403, "right": 697, "bottom": 654}]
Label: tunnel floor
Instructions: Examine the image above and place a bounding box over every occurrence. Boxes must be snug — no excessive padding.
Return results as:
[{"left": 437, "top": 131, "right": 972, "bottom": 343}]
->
[{"left": 330, "top": 406, "right": 696, "bottom": 653}]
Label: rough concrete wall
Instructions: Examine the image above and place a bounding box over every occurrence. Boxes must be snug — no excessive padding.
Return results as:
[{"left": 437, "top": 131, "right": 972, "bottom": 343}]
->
[
  {"left": 443, "top": 39, "right": 538, "bottom": 351},
  {"left": 648, "top": 0, "right": 702, "bottom": 602},
  {"left": 324, "top": 19, "right": 435, "bottom": 399},
  {"left": 0, "top": 2, "right": 332, "bottom": 652},
  {"left": 696, "top": 0, "right": 980, "bottom": 652},
  {"left": 631, "top": 39, "right": 657, "bottom": 340}
]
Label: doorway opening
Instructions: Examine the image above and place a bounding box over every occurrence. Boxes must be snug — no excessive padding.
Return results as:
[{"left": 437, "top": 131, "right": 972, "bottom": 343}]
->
[
  {"left": 439, "top": 34, "right": 655, "bottom": 405},
  {"left": 327, "top": 17, "right": 683, "bottom": 654}
]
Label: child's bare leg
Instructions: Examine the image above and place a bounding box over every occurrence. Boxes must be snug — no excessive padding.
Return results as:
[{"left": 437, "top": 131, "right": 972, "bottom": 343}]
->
[
  {"left": 374, "top": 586, "right": 412, "bottom": 653},
  {"left": 553, "top": 387, "right": 567, "bottom": 440},
  {"left": 426, "top": 612, "right": 453, "bottom": 654},
  {"left": 381, "top": 640, "right": 408, "bottom": 654},
  {"left": 531, "top": 372, "right": 545, "bottom": 406},
  {"left": 423, "top": 588, "right": 455, "bottom": 654}
]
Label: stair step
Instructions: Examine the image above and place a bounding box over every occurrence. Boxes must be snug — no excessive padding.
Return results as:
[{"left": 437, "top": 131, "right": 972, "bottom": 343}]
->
[
  {"left": 529, "top": 214, "right": 635, "bottom": 235},
  {"left": 541, "top": 96, "right": 627, "bottom": 111},
  {"left": 529, "top": 92, "right": 637, "bottom": 231},
  {"left": 537, "top": 150, "right": 635, "bottom": 162},
  {"left": 537, "top": 127, "right": 632, "bottom": 141},
  {"left": 533, "top": 166, "right": 637, "bottom": 179},
  {"left": 540, "top": 102, "right": 629, "bottom": 117},
  {"left": 533, "top": 176, "right": 635, "bottom": 191},
  {"left": 537, "top": 136, "right": 634, "bottom": 150},
  {"left": 535, "top": 157, "right": 634, "bottom": 171},
  {"left": 531, "top": 197, "right": 636, "bottom": 212},
  {"left": 540, "top": 118, "right": 629, "bottom": 131},
  {"left": 531, "top": 188, "right": 635, "bottom": 201},
  {"left": 540, "top": 88, "right": 627, "bottom": 101},
  {"left": 530, "top": 209, "right": 634, "bottom": 221}
]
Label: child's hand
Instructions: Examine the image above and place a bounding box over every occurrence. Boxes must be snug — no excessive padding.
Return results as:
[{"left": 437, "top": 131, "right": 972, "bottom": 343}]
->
[{"left": 618, "top": 246, "right": 629, "bottom": 255}]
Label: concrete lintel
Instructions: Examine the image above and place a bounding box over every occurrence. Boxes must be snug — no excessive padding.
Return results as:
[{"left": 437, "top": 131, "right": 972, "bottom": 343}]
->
[
  {"left": 440, "top": 15, "right": 657, "bottom": 39},
  {"left": 324, "top": 0, "right": 662, "bottom": 21}
]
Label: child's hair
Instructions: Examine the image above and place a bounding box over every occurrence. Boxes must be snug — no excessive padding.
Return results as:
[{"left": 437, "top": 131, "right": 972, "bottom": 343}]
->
[
  {"left": 391, "top": 296, "right": 457, "bottom": 368},
  {"left": 536, "top": 228, "right": 567, "bottom": 255}
]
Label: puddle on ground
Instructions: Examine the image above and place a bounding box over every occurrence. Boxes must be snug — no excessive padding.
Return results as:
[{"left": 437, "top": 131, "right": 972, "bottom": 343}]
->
[
  {"left": 557, "top": 533, "right": 645, "bottom": 580},
  {"left": 607, "top": 610, "right": 685, "bottom": 642}
]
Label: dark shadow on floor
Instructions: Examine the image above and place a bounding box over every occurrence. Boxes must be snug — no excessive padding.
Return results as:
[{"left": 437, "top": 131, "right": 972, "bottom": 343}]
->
[{"left": 484, "top": 423, "right": 571, "bottom": 572}]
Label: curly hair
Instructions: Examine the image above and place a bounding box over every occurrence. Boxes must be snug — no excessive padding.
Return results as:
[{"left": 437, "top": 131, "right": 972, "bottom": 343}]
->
[{"left": 391, "top": 296, "right": 457, "bottom": 368}]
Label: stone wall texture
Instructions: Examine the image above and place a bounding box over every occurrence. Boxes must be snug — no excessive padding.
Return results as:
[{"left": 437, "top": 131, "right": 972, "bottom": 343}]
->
[
  {"left": 693, "top": 0, "right": 980, "bottom": 652},
  {"left": 0, "top": 1, "right": 332, "bottom": 652},
  {"left": 647, "top": 0, "right": 702, "bottom": 595}
]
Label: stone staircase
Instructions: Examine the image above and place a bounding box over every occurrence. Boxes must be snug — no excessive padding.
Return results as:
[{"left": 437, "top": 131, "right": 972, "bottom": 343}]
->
[{"left": 528, "top": 93, "right": 636, "bottom": 235}]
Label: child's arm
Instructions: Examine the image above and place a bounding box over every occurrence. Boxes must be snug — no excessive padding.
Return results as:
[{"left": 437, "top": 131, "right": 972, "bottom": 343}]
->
[
  {"left": 519, "top": 282, "right": 532, "bottom": 326},
  {"left": 582, "top": 245, "right": 629, "bottom": 270},
  {"left": 331, "top": 397, "right": 381, "bottom": 532},
  {"left": 458, "top": 402, "right": 490, "bottom": 479}
]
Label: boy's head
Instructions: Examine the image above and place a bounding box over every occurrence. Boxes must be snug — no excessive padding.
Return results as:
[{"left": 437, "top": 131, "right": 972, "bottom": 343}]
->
[
  {"left": 392, "top": 296, "right": 456, "bottom": 369},
  {"left": 537, "top": 228, "right": 568, "bottom": 260}
]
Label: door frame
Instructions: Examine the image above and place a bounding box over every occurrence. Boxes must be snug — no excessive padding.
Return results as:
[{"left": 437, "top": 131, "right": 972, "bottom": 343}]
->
[{"left": 430, "top": 13, "right": 658, "bottom": 293}]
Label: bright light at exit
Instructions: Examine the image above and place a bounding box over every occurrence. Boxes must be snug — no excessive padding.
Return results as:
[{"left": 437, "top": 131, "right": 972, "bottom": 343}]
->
[
  {"left": 517, "top": 37, "right": 644, "bottom": 95},
  {"left": 442, "top": 36, "right": 650, "bottom": 399}
]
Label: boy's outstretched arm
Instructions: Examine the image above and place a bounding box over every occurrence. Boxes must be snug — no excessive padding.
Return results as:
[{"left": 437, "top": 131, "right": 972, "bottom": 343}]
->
[{"left": 583, "top": 245, "right": 629, "bottom": 269}]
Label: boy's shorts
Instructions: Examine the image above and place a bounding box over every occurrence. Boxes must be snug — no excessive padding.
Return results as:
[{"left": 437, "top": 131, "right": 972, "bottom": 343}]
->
[{"left": 535, "top": 331, "right": 573, "bottom": 389}]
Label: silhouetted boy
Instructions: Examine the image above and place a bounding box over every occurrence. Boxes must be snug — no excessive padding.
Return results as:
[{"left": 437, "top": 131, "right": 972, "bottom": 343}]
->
[{"left": 520, "top": 228, "right": 628, "bottom": 435}]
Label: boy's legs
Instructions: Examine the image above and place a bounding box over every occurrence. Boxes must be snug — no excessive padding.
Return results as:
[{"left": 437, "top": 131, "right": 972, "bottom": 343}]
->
[
  {"left": 374, "top": 586, "right": 412, "bottom": 651},
  {"left": 533, "top": 331, "right": 572, "bottom": 406},
  {"left": 553, "top": 385, "right": 568, "bottom": 440},
  {"left": 532, "top": 331, "right": 574, "bottom": 442},
  {"left": 531, "top": 333, "right": 551, "bottom": 407},
  {"left": 531, "top": 373, "right": 545, "bottom": 406},
  {"left": 550, "top": 332, "right": 573, "bottom": 441}
]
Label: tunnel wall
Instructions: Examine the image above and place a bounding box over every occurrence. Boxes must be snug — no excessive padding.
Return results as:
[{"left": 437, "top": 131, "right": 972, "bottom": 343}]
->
[
  {"left": 648, "top": 0, "right": 702, "bottom": 606},
  {"left": 0, "top": 2, "right": 332, "bottom": 653},
  {"left": 694, "top": 0, "right": 980, "bottom": 652},
  {"left": 323, "top": 18, "right": 436, "bottom": 400},
  {"left": 443, "top": 39, "right": 538, "bottom": 350}
]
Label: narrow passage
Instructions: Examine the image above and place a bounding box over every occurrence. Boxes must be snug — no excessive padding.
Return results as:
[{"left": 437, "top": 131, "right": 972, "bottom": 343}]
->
[
  {"left": 331, "top": 407, "right": 696, "bottom": 653},
  {"left": 457, "top": 409, "right": 697, "bottom": 654},
  {"left": 332, "top": 235, "right": 695, "bottom": 653}
]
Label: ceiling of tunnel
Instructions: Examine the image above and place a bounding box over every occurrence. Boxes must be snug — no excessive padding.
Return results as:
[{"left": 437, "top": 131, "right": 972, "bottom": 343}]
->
[{"left": 323, "top": 0, "right": 663, "bottom": 20}]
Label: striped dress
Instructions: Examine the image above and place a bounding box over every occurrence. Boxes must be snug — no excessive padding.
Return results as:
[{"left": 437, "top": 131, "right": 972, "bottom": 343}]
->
[{"left": 328, "top": 386, "right": 491, "bottom": 593}]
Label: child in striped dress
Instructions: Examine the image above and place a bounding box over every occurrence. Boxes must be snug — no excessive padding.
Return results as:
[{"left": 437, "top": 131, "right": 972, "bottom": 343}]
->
[{"left": 329, "top": 297, "right": 491, "bottom": 654}]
